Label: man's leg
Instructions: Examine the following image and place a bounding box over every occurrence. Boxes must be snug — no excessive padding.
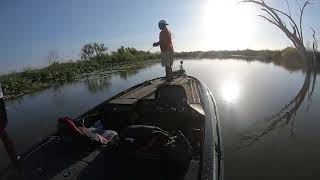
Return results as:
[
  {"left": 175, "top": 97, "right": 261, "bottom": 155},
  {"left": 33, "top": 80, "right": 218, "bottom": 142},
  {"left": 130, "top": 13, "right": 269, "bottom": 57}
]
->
[
  {"left": 169, "top": 66, "right": 173, "bottom": 81},
  {"left": 165, "top": 66, "right": 170, "bottom": 81},
  {"left": 169, "top": 53, "right": 174, "bottom": 81}
]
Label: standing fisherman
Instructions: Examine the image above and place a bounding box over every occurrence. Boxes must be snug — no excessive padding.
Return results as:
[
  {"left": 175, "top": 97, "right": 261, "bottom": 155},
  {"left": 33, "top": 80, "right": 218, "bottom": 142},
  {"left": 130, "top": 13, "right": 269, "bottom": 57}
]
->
[{"left": 153, "top": 20, "right": 174, "bottom": 82}]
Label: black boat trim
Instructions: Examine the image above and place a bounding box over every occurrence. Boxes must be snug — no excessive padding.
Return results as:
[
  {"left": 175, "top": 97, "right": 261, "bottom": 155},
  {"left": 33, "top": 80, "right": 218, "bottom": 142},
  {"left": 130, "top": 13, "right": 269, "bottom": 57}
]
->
[{"left": 197, "top": 79, "right": 224, "bottom": 180}]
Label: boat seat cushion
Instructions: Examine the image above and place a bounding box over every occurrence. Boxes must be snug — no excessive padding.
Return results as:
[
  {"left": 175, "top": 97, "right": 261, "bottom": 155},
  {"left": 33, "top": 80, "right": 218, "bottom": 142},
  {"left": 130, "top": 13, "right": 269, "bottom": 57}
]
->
[
  {"left": 101, "top": 104, "right": 134, "bottom": 131},
  {"left": 155, "top": 85, "right": 188, "bottom": 108}
]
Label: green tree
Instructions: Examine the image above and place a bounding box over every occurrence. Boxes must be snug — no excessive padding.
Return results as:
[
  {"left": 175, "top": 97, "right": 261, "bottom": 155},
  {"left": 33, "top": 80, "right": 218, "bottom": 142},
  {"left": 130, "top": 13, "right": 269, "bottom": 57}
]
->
[{"left": 81, "top": 43, "right": 108, "bottom": 60}]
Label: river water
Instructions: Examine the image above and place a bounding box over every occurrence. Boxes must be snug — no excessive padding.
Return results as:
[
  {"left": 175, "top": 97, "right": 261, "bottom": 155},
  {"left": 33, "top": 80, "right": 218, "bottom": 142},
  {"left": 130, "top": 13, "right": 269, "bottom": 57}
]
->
[{"left": 1, "top": 59, "right": 320, "bottom": 179}]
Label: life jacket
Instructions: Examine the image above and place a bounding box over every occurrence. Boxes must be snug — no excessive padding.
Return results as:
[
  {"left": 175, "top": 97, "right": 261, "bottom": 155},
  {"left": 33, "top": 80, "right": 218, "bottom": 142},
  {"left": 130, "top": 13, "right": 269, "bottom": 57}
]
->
[{"left": 57, "top": 117, "right": 118, "bottom": 145}]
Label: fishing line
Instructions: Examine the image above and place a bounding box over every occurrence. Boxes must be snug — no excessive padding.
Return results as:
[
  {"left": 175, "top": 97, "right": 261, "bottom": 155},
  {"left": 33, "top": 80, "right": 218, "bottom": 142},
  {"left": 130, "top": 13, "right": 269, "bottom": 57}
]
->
[{"left": 147, "top": 46, "right": 154, "bottom": 53}]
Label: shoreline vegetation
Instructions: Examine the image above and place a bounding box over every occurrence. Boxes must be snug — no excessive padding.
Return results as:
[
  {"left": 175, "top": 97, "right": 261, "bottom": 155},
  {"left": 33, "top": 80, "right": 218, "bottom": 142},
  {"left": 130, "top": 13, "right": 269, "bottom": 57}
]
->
[
  {"left": 0, "top": 45, "right": 159, "bottom": 100},
  {"left": 0, "top": 43, "right": 319, "bottom": 100}
]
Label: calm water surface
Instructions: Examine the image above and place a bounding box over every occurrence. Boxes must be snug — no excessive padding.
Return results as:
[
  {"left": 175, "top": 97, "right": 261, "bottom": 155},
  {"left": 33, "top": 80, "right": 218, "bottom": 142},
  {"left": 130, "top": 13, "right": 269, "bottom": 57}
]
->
[{"left": 1, "top": 59, "right": 320, "bottom": 180}]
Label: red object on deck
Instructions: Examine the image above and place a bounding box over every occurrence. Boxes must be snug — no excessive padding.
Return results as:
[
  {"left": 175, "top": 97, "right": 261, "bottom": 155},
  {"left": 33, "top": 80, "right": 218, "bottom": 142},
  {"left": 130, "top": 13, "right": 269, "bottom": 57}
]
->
[{"left": 58, "top": 117, "right": 82, "bottom": 134}]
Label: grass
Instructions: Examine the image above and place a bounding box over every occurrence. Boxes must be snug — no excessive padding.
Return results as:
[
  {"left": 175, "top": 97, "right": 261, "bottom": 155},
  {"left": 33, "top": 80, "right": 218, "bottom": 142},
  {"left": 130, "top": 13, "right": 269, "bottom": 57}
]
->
[{"left": 0, "top": 47, "right": 159, "bottom": 99}]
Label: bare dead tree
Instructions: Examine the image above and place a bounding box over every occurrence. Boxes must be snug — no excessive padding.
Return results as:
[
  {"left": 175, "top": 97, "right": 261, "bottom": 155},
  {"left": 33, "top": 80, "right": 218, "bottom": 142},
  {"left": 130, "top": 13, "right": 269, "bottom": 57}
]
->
[
  {"left": 241, "top": 0, "right": 315, "bottom": 60},
  {"left": 311, "top": 28, "right": 319, "bottom": 57},
  {"left": 236, "top": 0, "right": 319, "bottom": 149},
  {"left": 308, "top": 28, "right": 319, "bottom": 99},
  {"left": 46, "top": 49, "right": 60, "bottom": 65}
]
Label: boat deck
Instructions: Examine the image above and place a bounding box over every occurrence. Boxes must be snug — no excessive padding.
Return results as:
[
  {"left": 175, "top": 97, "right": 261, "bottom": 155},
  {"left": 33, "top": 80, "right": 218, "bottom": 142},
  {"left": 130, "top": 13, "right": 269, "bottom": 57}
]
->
[
  {"left": 2, "top": 137, "right": 200, "bottom": 180},
  {"left": 110, "top": 76, "right": 202, "bottom": 105}
]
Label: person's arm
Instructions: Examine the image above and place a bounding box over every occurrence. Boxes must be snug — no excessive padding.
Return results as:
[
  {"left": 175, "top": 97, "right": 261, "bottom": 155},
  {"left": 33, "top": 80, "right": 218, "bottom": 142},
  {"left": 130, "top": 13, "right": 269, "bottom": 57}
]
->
[{"left": 153, "top": 32, "right": 161, "bottom": 47}]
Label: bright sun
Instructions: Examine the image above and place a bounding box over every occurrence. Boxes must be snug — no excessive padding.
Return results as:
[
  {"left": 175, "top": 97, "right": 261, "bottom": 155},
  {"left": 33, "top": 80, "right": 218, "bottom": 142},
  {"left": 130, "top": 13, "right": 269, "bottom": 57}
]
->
[
  {"left": 202, "top": 0, "right": 255, "bottom": 50},
  {"left": 221, "top": 80, "right": 241, "bottom": 103}
]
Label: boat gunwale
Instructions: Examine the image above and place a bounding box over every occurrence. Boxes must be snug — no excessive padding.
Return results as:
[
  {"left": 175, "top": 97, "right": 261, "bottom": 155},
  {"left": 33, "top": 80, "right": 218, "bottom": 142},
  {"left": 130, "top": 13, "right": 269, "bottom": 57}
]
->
[{"left": 197, "top": 79, "right": 224, "bottom": 180}]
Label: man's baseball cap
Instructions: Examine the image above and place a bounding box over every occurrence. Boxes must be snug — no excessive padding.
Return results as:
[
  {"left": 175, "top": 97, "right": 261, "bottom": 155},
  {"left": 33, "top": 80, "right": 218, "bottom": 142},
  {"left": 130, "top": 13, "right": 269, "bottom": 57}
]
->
[{"left": 158, "top": 20, "right": 168, "bottom": 25}]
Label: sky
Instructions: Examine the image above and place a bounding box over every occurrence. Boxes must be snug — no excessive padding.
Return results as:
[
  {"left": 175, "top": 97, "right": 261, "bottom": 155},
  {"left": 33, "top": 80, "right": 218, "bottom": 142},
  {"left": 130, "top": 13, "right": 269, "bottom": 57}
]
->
[{"left": 0, "top": 0, "right": 319, "bottom": 73}]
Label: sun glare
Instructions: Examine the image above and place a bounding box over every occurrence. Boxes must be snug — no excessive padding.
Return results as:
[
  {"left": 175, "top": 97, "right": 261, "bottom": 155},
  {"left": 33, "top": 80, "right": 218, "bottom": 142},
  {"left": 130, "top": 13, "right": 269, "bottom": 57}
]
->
[
  {"left": 202, "top": 0, "right": 255, "bottom": 50},
  {"left": 221, "top": 80, "right": 241, "bottom": 103}
]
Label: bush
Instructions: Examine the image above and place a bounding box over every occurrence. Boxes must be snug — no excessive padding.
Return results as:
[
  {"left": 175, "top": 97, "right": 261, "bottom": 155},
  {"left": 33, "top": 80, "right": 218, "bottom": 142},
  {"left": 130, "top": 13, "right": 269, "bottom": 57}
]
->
[{"left": 0, "top": 45, "right": 159, "bottom": 98}]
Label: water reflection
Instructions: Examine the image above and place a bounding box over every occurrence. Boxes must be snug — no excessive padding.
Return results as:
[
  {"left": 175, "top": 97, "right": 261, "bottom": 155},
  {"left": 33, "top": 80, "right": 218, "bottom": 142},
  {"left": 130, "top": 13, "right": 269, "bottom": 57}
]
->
[
  {"left": 220, "top": 80, "right": 241, "bottom": 104},
  {"left": 1, "top": 59, "right": 319, "bottom": 179},
  {"left": 117, "top": 68, "right": 140, "bottom": 80},
  {"left": 239, "top": 58, "right": 319, "bottom": 148},
  {"left": 85, "top": 76, "right": 112, "bottom": 93}
]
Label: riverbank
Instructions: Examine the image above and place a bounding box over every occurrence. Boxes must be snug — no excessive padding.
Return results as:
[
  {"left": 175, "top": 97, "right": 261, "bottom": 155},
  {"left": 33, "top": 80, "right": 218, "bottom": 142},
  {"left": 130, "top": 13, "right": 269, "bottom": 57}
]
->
[
  {"left": 175, "top": 48, "right": 320, "bottom": 72},
  {"left": 0, "top": 48, "right": 159, "bottom": 100},
  {"left": 1, "top": 46, "right": 318, "bottom": 100}
]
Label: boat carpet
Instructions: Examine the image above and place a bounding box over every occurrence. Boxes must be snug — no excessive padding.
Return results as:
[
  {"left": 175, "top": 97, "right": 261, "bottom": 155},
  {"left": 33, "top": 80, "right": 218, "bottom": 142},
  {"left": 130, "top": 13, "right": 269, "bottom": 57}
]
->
[
  {"left": 110, "top": 76, "right": 201, "bottom": 105},
  {"left": 7, "top": 138, "right": 199, "bottom": 180}
]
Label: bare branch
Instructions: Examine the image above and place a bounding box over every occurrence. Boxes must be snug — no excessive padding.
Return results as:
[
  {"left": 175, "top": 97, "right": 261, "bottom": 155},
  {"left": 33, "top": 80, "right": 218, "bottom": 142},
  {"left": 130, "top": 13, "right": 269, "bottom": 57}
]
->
[
  {"left": 46, "top": 49, "right": 60, "bottom": 65},
  {"left": 258, "top": 15, "right": 279, "bottom": 27},
  {"left": 295, "top": 0, "right": 302, "bottom": 11},
  {"left": 241, "top": 0, "right": 310, "bottom": 56},
  {"left": 311, "top": 28, "right": 318, "bottom": 52},
  {"left": 300, "top": 0, "right": 312, "bottom": 42},
  {"left": 285, "top": 0, "right": 292, "bottom": 17},
  {"left": 261, "top": 8, "right": 281, "bottom": 24},
  {"left": 242, "top": 0, "right": 283, "bottom": 24},
  {"left": 270, "top": 8, "right": 301, "bottom": 39}
]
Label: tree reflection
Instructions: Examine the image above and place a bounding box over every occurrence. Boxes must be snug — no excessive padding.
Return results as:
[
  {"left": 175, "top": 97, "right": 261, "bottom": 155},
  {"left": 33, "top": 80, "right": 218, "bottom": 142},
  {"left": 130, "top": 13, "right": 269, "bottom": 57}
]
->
[
  {"left": 237, "top": 0, "right": 319, "bottom": 149},
  {"left": 117, "top": 68, "right": 140, "bottom": 80},
  {"left": 239, "top": 56, "right": 319, "bottom": 148},
  {"left": 85, "top": 76, "right": 112, "bottom": 93}
]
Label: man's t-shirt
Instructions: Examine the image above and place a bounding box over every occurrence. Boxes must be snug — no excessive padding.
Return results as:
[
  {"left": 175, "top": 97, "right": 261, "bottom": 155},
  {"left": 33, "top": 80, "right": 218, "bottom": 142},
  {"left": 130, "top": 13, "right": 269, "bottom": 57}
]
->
[{"left": 159, "top": 28, "right": 174, "bottom": 53}]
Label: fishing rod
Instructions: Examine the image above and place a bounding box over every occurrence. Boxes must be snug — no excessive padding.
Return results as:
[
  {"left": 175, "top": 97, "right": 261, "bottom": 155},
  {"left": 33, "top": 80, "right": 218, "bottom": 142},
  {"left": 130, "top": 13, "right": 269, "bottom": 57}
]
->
[{"left": 146, "top": 46, "right": 154, "bottom": 53}]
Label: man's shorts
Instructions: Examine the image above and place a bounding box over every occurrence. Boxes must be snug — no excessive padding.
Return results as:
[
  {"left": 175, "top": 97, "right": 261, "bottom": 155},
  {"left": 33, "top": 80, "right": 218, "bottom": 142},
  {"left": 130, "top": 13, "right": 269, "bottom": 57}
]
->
[{"left": 161, "top": 51, "right": 174, "bottom": 67}]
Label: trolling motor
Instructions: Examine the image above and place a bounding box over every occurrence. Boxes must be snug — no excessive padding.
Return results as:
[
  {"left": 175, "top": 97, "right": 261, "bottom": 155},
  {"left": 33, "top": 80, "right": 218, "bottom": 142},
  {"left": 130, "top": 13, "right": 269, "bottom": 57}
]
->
[
  {"left": 0, "top": 84, "right": 21, "bottom": 176},
  {"left": 173, "top": 60, "right": 186, "bottom": 76}
]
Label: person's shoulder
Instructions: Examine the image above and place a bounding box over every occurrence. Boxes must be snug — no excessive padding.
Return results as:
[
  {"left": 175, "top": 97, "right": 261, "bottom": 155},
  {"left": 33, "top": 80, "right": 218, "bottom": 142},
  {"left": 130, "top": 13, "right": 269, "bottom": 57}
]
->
[
  {"left": 160, "top": 29, "right": 168, "bottom": 37},
  {"left": 161, "top": 29, "right": 170, "bottom": 36}
]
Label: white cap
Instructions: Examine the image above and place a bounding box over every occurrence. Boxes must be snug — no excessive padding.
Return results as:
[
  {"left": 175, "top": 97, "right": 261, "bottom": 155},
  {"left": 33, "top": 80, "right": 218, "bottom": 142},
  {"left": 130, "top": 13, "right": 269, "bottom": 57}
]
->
[{"left": 158, "top": 20, "right": 168, "bottom": 25}]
